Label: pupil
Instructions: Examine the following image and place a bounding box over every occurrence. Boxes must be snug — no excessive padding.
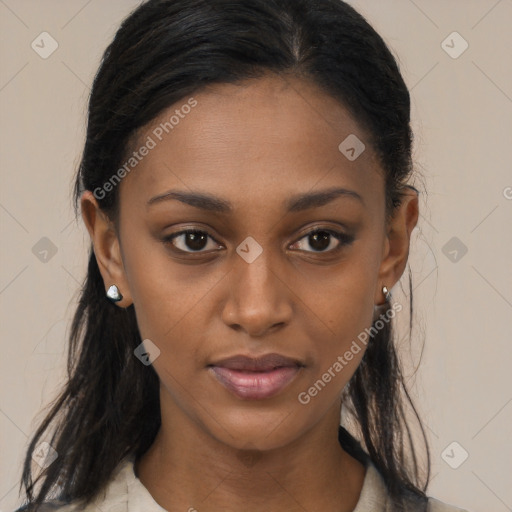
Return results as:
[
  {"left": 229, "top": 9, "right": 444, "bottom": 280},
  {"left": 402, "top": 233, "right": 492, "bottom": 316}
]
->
[
  {"left": 186, "top": 232, "right": 207, "bottom": 251},
  {"left": 310, "top": 231, "right": 330, "bottom": 251}
]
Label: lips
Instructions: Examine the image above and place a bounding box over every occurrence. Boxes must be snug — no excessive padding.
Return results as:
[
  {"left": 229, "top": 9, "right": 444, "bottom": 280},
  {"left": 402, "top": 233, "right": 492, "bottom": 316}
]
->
[
  {"left": 209, "top": 353, "right": 303, "bottom": 372},
  {"left": 208, "top": 353, "right": 304, "bottom": 400}
]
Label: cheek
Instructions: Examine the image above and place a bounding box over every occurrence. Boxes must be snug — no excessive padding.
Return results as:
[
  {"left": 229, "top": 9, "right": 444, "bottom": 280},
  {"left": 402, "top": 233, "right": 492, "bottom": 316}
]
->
[
  {"left": 294, "top": 295, "right": 372, "bottom": 414},
  {"left": 293, "top": 244, "right": 382, "bottom": 396},
  {"left": 294, "top": 250, "right": 379, "bottom": 341},
  {"left": 121, "top": 232, "right": 208, "bottom": 335}
]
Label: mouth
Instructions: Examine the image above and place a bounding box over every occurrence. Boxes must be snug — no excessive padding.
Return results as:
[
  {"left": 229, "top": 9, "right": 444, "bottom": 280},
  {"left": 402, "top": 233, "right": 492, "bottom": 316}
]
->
[{"left": 207, "top": 353, "right": 304, "bottom": 400}]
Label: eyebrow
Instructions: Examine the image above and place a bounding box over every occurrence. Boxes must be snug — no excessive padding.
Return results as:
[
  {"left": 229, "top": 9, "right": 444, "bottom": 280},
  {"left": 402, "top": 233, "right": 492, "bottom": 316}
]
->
[{"left": 146, "top": 187, "right": 364, "bottom": 213}]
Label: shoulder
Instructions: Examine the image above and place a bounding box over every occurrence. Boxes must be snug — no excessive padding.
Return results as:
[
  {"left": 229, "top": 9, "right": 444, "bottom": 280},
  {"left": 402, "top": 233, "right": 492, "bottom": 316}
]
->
[
  {"left": 360, "top": 461, "right": 470, "bottom": 512},
  {"left": 14, "top": 455, "right": 136, "bottom": 512},
  {"left": 427, "top": 496, "right": 471, "bottom": 512}
]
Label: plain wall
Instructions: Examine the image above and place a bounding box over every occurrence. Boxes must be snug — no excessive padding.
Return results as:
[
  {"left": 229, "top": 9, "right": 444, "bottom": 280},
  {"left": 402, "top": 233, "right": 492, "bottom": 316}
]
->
[{"left": 1, "top": 1, "right": 511, "bottom": 511}]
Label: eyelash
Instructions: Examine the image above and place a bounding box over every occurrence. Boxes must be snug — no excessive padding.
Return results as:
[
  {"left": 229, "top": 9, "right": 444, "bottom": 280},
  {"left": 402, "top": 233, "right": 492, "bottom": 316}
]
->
[{"left": 164, "top": 227, "right": 354, "bottom": 256}]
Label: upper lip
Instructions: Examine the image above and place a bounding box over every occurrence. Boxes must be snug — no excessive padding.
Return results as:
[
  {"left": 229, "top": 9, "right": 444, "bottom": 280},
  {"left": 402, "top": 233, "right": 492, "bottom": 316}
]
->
[{"left": 209, "top": 353, "right": 303, "bottom": 371}]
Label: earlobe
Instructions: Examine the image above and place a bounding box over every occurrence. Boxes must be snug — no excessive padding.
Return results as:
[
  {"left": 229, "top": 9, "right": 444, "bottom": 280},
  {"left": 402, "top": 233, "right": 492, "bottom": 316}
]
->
[
  {"left": 375, "top": 187, "right": 419, "bottom": 304},
  {"left": 80, "top": 191, "right": 133, "bottom": 307}
]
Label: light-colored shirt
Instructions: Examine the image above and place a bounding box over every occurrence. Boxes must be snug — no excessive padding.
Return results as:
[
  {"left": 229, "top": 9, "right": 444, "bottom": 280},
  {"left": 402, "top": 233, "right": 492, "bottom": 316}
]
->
[{"left": 18, "top": 454, "right": 470, "bottom": 511}]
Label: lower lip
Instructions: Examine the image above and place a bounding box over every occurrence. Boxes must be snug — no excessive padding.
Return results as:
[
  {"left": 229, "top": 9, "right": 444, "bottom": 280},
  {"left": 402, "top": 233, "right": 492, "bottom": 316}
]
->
[{"left": 209, "top": 366, "right": 301, "bottom": 400}]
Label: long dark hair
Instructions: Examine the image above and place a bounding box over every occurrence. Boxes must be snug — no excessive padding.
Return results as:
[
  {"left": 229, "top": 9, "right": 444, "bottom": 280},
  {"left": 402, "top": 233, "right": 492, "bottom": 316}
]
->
[{"left": 17, "top": 0, "right": 430, "bottom": 510}]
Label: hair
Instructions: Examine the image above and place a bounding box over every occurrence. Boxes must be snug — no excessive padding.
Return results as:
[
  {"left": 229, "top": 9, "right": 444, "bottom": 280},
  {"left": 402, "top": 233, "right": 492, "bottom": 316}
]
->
[{"left": 16, "top": 0, "right": 430, "bottom": 510}]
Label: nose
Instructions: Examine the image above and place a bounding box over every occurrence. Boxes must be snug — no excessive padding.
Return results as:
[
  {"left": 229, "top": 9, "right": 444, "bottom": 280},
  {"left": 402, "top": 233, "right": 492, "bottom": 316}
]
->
[{"left": 221, "top": 249, "right": 293, "bottom": 338}]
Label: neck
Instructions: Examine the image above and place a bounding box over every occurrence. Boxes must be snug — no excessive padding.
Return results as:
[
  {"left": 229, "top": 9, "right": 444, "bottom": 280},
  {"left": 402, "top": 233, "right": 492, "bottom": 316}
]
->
[{"left": 135, "top": 397, "right": 366, "bottom": 512}]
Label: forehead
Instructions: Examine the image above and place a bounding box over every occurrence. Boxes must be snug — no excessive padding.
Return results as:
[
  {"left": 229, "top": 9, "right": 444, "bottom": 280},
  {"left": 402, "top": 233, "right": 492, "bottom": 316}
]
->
[{"left": 119, "top": 74, "right": 385, "bottom": 213}]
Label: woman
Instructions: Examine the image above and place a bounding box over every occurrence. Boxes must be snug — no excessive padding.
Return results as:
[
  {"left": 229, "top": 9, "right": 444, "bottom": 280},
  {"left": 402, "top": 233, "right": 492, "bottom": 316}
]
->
[{"left": 16, "top": 0, "right": 469, "bottom": 511}]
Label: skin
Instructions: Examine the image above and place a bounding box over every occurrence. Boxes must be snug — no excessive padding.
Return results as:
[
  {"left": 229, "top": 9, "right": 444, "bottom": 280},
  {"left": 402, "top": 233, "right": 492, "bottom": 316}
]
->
[{"left": 81, "top": 74, "right": 419, "bottom": 512}]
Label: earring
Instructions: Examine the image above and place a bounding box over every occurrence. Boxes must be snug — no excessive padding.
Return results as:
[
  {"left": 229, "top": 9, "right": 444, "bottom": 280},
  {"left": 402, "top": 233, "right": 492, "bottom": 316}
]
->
[
  {"left": 106, "top": 284, "right": 123, "bottom": 303},
  {"left": 373, "top": 285, "right": 391, "bottom": 318},
  {"left": 382, "top": 285, "right": 392, "bottom": 302}
]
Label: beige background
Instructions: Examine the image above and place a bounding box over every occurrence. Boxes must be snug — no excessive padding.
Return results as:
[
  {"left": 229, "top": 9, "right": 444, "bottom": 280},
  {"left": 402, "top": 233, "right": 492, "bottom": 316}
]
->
[{"left": 1, "top": 1, "right": 511, "bottom": 511}]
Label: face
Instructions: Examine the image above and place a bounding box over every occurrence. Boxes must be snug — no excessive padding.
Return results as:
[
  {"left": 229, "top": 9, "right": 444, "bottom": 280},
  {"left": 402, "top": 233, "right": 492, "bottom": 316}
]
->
[{"left": 85, "top": 74, "right": 411, "bottom": 452}]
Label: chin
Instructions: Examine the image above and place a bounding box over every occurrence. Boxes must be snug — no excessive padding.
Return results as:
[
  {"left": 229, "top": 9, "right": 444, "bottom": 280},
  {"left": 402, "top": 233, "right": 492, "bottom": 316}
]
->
[{"left": 202, "top": 407, "right": 310, "bottom": 453}]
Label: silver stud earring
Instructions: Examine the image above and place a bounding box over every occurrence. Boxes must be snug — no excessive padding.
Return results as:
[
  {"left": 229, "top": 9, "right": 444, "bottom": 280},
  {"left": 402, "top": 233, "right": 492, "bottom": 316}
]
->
[
  {"left": 106, "top": 284, "right": 123, "bottom": 303},
  {"left": 373, "top": 285, "right": 391, "bottom": 318}
]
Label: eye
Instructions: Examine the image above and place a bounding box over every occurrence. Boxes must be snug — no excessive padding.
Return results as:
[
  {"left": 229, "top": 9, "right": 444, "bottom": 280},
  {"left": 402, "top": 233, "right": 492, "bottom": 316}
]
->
[
  {"left": 290, "top": 228, "right": 354, "bottom": 253},
  {"left": 165, "top": 229, "right": 222, "bottom": 253}
]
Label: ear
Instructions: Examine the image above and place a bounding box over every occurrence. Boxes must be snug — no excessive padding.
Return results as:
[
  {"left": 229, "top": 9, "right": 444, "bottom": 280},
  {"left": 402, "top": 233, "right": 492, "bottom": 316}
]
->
[
  {"left": 80, "top": 190, "right": 133, "bottom": 308},
  {"left": 374, "top": 186, "right": 419, "bottom": 305}
]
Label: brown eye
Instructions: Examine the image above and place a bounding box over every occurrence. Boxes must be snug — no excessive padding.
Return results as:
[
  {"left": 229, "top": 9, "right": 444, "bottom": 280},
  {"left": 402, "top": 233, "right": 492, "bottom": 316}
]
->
[
  {"left": 291, "top": 229, "right": 354, "bottom": 253},
  {"left": 165, "top": 230, "right": 221, "bottom": 253}
]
